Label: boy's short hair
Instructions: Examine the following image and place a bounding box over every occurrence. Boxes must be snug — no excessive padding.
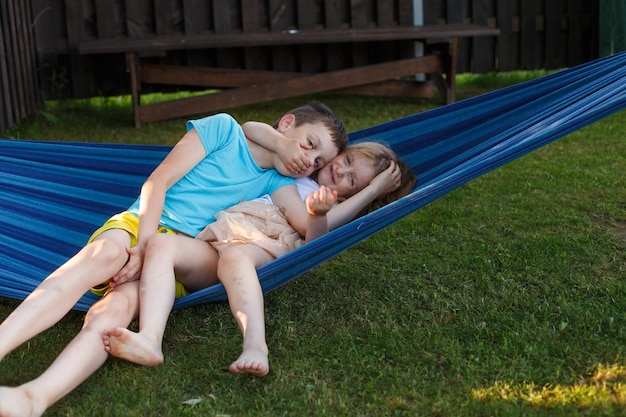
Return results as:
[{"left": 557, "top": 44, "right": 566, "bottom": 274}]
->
[{"left": 275, "top": 101, "right": 349, "bottom": 152}]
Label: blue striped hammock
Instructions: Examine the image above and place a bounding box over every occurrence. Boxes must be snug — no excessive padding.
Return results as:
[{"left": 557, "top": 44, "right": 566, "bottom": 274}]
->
[{"left": 1, "top": 52, "right": 625, "bottom": 312}]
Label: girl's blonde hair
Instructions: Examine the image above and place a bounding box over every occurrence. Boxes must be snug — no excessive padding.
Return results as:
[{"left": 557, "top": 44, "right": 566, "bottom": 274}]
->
[{"left": 343, "top": 142, "right": 417, "bottom": 217}]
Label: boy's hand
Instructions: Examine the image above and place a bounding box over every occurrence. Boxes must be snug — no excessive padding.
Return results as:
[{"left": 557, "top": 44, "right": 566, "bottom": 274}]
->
[
  {"left": 306, "top": 185, "right": 337, "bottom": 216},
  {"left": 275, "top": 138, "right": 311, "bottom": 177},
  {"left": 110, "top": 246, "right": 143, "bottom": 287},
  {"left": 369, "top": 161, "right": 401, "bottom": 196}
]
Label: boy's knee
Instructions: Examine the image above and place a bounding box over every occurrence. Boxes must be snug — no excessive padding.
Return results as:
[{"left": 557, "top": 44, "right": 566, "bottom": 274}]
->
[{"left": 88, "top": 239, "right": 127, "bottom": 266}]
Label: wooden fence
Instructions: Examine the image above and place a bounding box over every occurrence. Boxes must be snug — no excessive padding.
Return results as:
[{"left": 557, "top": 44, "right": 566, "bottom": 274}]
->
[
  {"left": 1, "top": 0, "right": 600, "bottom": 132},
  {"left": 0, "top": 0, "right": 41, "bottom": 133}
]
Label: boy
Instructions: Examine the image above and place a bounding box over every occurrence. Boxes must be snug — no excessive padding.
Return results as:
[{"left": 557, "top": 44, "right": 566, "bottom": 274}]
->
[{"left": 0, "top": 102, "right": 347, "bottom": 417}]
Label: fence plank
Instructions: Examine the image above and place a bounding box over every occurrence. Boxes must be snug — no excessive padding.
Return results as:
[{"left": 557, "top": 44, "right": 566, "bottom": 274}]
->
[
  {"left": 325, "top": 0, "right": 351, "bottom": 70},
  {"left": 183, "top": 0, "right": 214, "bottom": 67},
  {"left": 0, "top": 0, "right": 14, "bottom": 129},
  {"left": 567, "top": 0, "right": 597, "bottom": 67},
  {"left": 297, "top": 0, "right": 323, "bottom": 72},
  {"left": 520, "top": 0, "right": 539, "bottom": 69},
  {"left": 446, "top": 0, "right": 471, "bottom": 72},
  {"left": 269, "top": 0, "right": 298, "bottom": 71},
  {"left": 242, "top": 0, "right": 270, "bottom": 70},
  {"left": 351, "top": 0, "right": 375, "bottom": 67},
  {"left": 94, "top": 0, "right": 121, "bottom": 38},
  {"left": 213, "top": 0, "right": 240, "bottom": 68},
  {"left": 544, "top": 0, "right": 566, "bottom": 69},
  {"left": 496, "top": 0, "right": 516, "bottom": 71},
  {"left": 472, "top": 0, "right": 496, "bottom": 72}
]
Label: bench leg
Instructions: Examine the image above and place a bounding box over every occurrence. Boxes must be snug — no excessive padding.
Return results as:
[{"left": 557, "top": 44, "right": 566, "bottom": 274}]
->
[
  {"left": 126, "top": 52, "right": 141, "bottom": 128},
  {"left": 431, "top": 37, "right": 458, "bottom": 104},
  {"left": 446, "top": 37, "right": 458, "bottom": 104}
]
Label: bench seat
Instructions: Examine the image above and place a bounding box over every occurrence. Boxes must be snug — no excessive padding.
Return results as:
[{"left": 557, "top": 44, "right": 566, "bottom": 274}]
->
[{"left": 77, "top": 24, "right": 500, "bottom": 126}]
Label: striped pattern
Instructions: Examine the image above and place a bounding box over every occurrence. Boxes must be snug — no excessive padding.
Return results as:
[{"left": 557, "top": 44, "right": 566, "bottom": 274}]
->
[{"left": 1, "top": 52, "right": 625, "bottom": 311}]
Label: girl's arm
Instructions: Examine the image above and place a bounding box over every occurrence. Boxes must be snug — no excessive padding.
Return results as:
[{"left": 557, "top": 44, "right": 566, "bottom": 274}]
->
[
  {"left": 111, "top": 129, "right": 206, "bottom": 286},
  {"left": 242, "top": 121, "right": 310, "bottom": 175},
  {"left": 304, "top": 186, "right": 337, "bottom": 243},
  {"left": 271, "top": 162, "right": 401, "bottom": 236}
]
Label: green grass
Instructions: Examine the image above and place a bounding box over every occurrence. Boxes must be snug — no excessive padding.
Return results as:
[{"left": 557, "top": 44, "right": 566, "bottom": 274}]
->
[{"left": 1, "top": 73, "right": 625, "bottom": 416}]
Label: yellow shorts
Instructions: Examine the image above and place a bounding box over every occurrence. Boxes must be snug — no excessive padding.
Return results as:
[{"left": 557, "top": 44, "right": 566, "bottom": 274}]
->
[{"left": 88, "top": 211, "right": 188, "bottom": 299}]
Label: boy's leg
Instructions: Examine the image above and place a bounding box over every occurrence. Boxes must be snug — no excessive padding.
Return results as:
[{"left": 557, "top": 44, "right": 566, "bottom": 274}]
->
[
  {"left": 0, "top": 281, "right": 140, "bottom": 417},
  {"left": 217, "top": 244, "right": 274, "bottom": 377},
  {"left": 103, "top": 233, "right": 220, "bottom": 366},
  {"left": 0, "top": 229, "right": 131, "bottom": 361}
]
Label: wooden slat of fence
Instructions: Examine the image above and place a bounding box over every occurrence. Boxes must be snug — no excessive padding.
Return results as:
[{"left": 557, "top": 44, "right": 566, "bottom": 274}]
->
[
  {"left": 18, "top": 1, "right": 39, "bottom": 117},
  {"left": 242, "top": 0, "right": 270, "bottom": 71},
  {"left": 324, "top": 0, "right": 350, "bottom": 70},
  {"left": 472, "top": 0, "right": 496, "bottom": 72},
  {"left": 545, "top": 0, "right": 567, "bottom": 69},
  {"left": 154, "top": 0, "right": 171, "bottom": 36},
  {"left": 567, "top": 0, "right": 597, "bottom": 67},
  {"left": 496, "top": 0, "right": 517, "bottom": 71},
  {"left": 422, "top": 0, "right": 439, "bottom": 25},
  {"left": 446, "top": 0, "right": 471, "bottom": 73},
  {"left": 297, "top": 0, "right": 323, "bottom": 73},
  {"left": 213, "top": 1, "right": 238, "bottom": 68},
  {"left": 0, "top": 1, "right": 12, "bottom": 131},
  {"left": 376, "top": 0, "right": 399, "bottom": 64},
  {"left": 6, "top": 0, "right": 26, "bottom": 119},
  {"left": 269, "top": 0, "right": 298, "bottom": 72},
  {"left": 350, "top": 0, "right": 374, "bottom": 67},
  {"left": 94, "top": 0, "right": 119, "bottom": 38},
  {"left": 183, "top": 0, "right": 214, "bottom": 67},
  {"left": 520, "top": 0, "right": 539, "bottom": 69},
  {"left": 0, "top": 0, "right": 40, "bottom": 132}
]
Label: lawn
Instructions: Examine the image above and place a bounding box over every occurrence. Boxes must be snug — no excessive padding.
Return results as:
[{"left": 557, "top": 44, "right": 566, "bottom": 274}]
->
[{"left": 1, "top": 72, "right": 625, "bottom": 416}]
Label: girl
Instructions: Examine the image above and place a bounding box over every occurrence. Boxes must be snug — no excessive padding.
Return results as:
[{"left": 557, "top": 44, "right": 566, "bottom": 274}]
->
[{"left": 102, "top": 138, "right": 417, "bottom": 378}]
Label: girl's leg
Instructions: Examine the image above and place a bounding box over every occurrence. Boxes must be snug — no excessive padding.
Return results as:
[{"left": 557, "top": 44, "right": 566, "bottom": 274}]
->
[
  {"left": 0, "top": 281, "right": 140, "bottom": 417},
  {"left": 0, "top": 229, "right": 131, "bottom": 361},
  {"left": 103, "top": 234, "right": 220, "bottom": 366},
  {"left": 217, "top": 244, "right": 274, "bottom": 377}
]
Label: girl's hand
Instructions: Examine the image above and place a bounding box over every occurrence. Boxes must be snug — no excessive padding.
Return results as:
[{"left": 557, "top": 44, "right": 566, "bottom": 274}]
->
[
  {"left": 369, "top": 161, "right": 401, "bottom": 196},
  {"left": 275, "top": 138, "right": 311, "bottom": 177},
  {"left": 110, "top": 246, "right": 144, "bottom": 287},
  {"left": 306, "top": 185, "right": 337, "bottom": 216}
]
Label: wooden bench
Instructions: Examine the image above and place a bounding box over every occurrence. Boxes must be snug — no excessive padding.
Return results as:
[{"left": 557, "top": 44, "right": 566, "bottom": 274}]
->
[{"left": 78, "top": 24, "right": 499, "bottom": 127}]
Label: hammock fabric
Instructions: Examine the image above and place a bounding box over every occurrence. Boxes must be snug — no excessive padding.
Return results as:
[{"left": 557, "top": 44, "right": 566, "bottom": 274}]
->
[{"left": 1, "top": 52, "right": 625, "bottom": 312}]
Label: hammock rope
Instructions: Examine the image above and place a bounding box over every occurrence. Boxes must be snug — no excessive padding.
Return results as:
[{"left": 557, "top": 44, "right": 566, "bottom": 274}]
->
[{"left": 1, "top": 52, "right": 625, "bottom": 312}]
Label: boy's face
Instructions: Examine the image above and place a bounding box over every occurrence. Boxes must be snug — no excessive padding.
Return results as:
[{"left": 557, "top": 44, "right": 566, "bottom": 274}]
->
[{"left": 278, "top": 116, "right": 339, "bottom": 176}]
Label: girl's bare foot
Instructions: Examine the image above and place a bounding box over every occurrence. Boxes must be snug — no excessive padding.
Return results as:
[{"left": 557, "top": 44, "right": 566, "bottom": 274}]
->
[
  {"left": 0, "top": 386, "right": 46, "bottom": 417},
  {"left": 229, "top": 348, "right": 269, "bottom": 377},
  {"left": 102, "top": 328, "right": 163, "bottom": 366}
]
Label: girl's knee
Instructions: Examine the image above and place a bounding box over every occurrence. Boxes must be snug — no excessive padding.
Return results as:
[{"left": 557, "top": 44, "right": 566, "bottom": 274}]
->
[
  {"left": 145, "top": 233, "right": 176, "bottom": 254},
  {"left": 218, "top": 247, "right": 246, "bottom": 269}
]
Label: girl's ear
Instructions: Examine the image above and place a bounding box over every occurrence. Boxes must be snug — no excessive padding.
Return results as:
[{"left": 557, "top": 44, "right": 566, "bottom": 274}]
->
[{"left": 276, "top": 113, "right": 296, "bottom": 133}]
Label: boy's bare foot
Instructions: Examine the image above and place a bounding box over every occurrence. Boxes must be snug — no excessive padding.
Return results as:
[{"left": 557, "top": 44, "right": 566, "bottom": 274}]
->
[
  {"left": 229, "top": 348, "right": 269, "bottom": 377},
  {"left": 102, "top": 328, "right": 164, "bottom": 366},
  {"left": 0, "top": 386, "right": 46, "bottom": 417}
]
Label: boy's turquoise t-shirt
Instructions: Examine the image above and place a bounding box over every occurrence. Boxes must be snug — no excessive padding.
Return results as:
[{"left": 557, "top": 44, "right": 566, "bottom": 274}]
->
[{"left": 127, "top": 113, "right": 295, "bottom": 237}]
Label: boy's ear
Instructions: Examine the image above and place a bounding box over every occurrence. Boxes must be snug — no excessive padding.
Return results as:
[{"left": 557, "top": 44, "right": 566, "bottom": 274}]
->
[{"left": 276, "top": 113, "right": 296, "bottom": 133}]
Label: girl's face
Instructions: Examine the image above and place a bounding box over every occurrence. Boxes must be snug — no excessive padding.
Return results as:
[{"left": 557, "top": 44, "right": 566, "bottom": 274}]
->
[{"left": 316, "top": 152, "right": 378, "bottom": 199}]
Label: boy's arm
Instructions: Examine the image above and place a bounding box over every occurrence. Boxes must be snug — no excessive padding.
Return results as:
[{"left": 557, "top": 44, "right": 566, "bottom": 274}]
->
[
  {"left": 112, "top": 129, "right": 206, "bottom": 286},
  {"left": 242, "top": 121, "right": 310, "bottom": 175},
  {"left": 304, "top": 186, "right": 337, "bottom": 243}
]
